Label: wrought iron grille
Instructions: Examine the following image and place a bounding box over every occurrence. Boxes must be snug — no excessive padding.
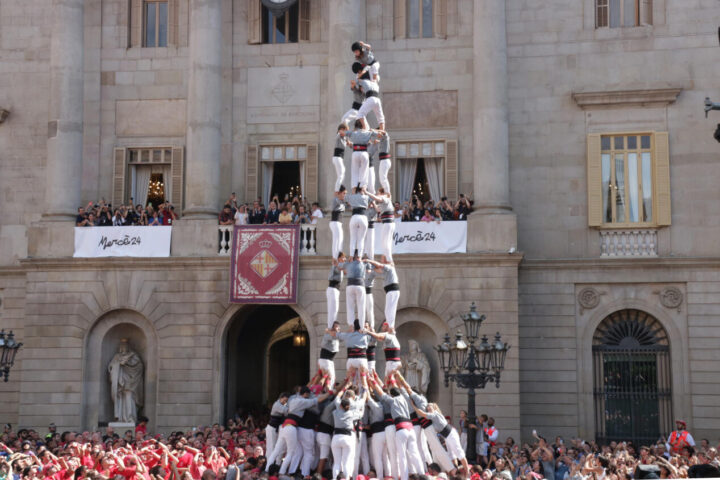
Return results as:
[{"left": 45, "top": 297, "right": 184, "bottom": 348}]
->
[{"left": 593, "top": 309, "right": 672, "bottom": 446}]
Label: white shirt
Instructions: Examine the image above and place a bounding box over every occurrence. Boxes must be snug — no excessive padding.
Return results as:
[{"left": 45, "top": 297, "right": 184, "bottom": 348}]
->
[
  {"left": 311, "top": 208, "right": 323, "bottom": 224},
  {"left": 234, "top": 211, "right": 248, "bottom": 225}
]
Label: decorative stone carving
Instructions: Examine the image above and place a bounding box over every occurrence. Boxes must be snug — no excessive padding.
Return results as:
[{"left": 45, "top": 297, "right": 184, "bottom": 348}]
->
[
  {"left": 659, "top": 287, "right": 683, "bottom": 310},
  {"left": 108, "top": 338, "right": 144, "bottom": 423},
  {"left": 403, "top": 340, "right": 431, "bottom": 395},
  {"left": 578, "top": 287, "right": 601, "bottom": 311}
]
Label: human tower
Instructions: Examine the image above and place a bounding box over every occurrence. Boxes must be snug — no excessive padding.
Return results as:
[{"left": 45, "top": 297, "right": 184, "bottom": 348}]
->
[{"left": 264, "top": 43, "right": 470, "bottom": 480}]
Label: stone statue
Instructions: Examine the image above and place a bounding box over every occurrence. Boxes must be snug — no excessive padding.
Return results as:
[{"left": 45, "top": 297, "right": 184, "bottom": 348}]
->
[
  {"left": 403, "top": 339, "right": 431, "bottom": 395},
  {"left": 108, "top": 338, "right": 144, "bottom": 423}
]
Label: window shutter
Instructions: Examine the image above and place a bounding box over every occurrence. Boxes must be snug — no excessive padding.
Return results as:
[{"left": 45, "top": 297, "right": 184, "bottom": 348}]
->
[
  {"left": 113, "top": 148, "right": 128, "bottom": 207},
  {"left": 299, "top": 0, "right": 311, "bottom": 42},
  {"left": 248, "top": 0, "right": 262, "bottom": 44},
  {"left": 305, "top": 143, "right": 319, "bottom": 202},
  {"left": 444, "top": 140, "right": 458, "bottom": 201},
  {"left": 639, "top": 0, "right": 653, "bottom": 26},
  {"left": 131, "top": 0, "right": 143, "bottom": 47},
  {"left": 654, "top": 132, "right": 671, "bottom": 226},
  {"left": 433, "top": 0, "right": 447, "bottom": 38},
  {"left": 171, "top": 147, "right": 184, "bottom": 213},
  {"left": 246, "top": 145, "right": 259, "bottom": 202},
  {"left": 586, "top": 134, "right": 603, "bottom": 227},
  {"left": 393, "top": 0, "right": 406, "bottom": 40}
]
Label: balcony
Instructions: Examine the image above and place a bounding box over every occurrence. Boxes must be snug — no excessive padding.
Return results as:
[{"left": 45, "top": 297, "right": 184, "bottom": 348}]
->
[
  {"left": 599, "top": 229, "right": 658, "bottom": 257},
  {"left": 218, "top": 224, "right": 317, "bottom": 256}
]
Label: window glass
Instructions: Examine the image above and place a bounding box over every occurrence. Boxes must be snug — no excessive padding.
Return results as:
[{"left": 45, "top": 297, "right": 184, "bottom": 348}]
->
[
  {"left": 407, "top": 0, "right": 420, "bottom": 38},
  {"left": 627, "top": 135, "right": 637, "bottom": 150},
  {"left": 609, "top": 0, "right": 621, "bottom": 27},
  {"left": 614, "top": 136, "right": 624, "bottom": 150},
  {"left": 422, "top": 143, "right": 432, "bottom": 156},
  {"left": 153, "top": 149, "right": 162, "bottom": 163},
  {"left": 641, "top": 135, "right": 651, "bottom": 149},
  {"left": 615, "top": 154, "right": 626, "bottom": 223},
  {"left": 623, "top": 0, "right": 637, "bottom": 26},
  {"left": 145, "top": 2, "right": 157, "bottom": 47},
  {"left": 628, "top": 153, "right": 639, "bottom": 222},
  {"left": 434, "top": 142, "right": 444, "bottom": 155},
  {"left": 602, "top": 153, "right": 611, "bottom": 223},
  {"left": 601, "top": 136, "right": 611, "bottom": 150},
  {"left": 397, "top": 144, "right": 407, "bottom": 157},
  {"left": 262, "top": 147, "right": 271, "bottom": 160},
  {"left": 422, "top": 0, "right": 433, "bottom": 38},
  {"left": 286, "top": 147, "right": 296, "bottom": 160},
  {"left": 410, "top": 143, "right": 419, "bottom": 156},
  {"left": 275, "top": 12, "right": 286, "bottom": 43},
  {"left": 158, "top": 2, "right": 168, "bottom": 47},
  {"left": 274, "top": 147, "right": 283, "bottom": 160},
  {"left": 297, "top": 146, "right": 307, "bottom": 160}
]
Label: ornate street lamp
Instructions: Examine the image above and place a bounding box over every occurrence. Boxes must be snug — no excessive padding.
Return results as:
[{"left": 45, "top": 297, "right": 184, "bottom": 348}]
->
[
  {"left": 291, "top": 318, "right": 307, "bottom": 347},
  {"left": 0, "top": 330, "right": 23, "bottom": 382},
  {"left": 436, "top": 304, "right": 510, "bottom": 463}
]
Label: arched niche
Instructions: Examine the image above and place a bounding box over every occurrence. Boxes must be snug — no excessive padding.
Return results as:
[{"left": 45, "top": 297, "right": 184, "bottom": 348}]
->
[{"left": 82, "top": 309, "right": 158, "bottom": 430}]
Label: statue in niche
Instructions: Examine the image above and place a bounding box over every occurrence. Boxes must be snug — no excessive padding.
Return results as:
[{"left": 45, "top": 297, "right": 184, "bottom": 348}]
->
[
  {"left": 108, "top": 338, "right": 144, "bottom": 423},
  {"left": 403, "top": 339, "right": 431, "bottom": 395}
]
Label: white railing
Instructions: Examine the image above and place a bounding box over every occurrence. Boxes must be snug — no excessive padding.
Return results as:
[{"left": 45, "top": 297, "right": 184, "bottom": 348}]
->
[
  {"left": 217, "top": 225, "right": 317, "bottom": 256},
  {"left": 599, "top": 229, "right": 658, "bottom": 257}
]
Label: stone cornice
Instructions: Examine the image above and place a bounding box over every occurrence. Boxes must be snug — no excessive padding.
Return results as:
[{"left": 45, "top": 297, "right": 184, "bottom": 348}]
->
[
  {"left": 521, "top": 256, "right": 720, "bottom": 270},
  {"left": 572, "top": 87, "right": 682, "bottom": 109},
  {"left": 15, "top": 252, "right": 524, "bottom": 272}
]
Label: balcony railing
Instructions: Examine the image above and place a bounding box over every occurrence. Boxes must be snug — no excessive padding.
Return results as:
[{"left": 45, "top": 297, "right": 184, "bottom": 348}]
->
[
  {"left": 218, "top": 225, "right": 317, "bottom": 256},
  {"left": 600, "top": 229, "right": 658, "bottom": 257}
]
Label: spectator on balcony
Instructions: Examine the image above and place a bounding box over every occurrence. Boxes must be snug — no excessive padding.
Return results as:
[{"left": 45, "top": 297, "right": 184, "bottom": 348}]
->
[
  {"left": 311, "top": 202, "right": 323, "bottom": 224},
  {"left": 249, "top": 201, "right": 266, "bottom": 224},
  {"left": 160, "top": 202, "right": 177, "bottom": 226},
  {"left": 78, "top": 212, "right": 96, "bottom": 227},
  {"left": 76, "top": 207, "right": 88, "bottom": 226},
  {"left": 278, "top": 207, "right": 293, "bottom": 225},
  {"left": 219, "top": 205, "right": 234, "bottom": 226},
  {"left": 455, "top": 195, "right": 472, "bottom": 220},
  {"left": 394, "top": 202, "right": 403, "bottom": 222},
  {"left": 401, "top": 205, "right": 412, "bottom": 222},
  {"left": 97, "top": 205, "right": 113, "bottom": 226},
  {"left": 148, "top": 211, "right": 162, "bottom": 226},
  {"left": 266, "top": 201, "right": 280, "bottom": 224},
  {"left": 421, "top": 209, "right": 434, "bottom": 223},
  {"left": 137, "top": 209, "right": 148, "bottom": 226},
  {"left": 294, "top": 205, "right": 311, "bottom": 225},
  {"left": 112, "top": 207, "right": 127, "bottom": 226},
  {"left": 234, "top": 205, "right": 248, "bottom": 225},
  {"left": 433, "top": 207, "right": 443, "bottom": 223},
  {"left": 439, "top": 197, "right": 454, "bottom": 220},
  {"left": 411, "top": 197, "right": 424, "bottom": 221}
]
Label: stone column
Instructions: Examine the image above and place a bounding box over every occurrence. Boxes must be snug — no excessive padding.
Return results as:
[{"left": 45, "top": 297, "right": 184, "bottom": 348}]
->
[
  {"left": 44, "top": 0, "right": 84, "bottom": 221},
  {"left": 184, "top": 0, "right": 222, "bottom": 218},
  {"left": 322, "top": 0, "right": 365, "bottom": 205},
  {"left": 472, "top": 0, "right": 510, "bottom": 212}
]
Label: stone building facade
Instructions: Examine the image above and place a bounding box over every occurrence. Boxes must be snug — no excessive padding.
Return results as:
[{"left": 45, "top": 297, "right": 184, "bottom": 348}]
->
[{"left": 0, "top": 0, "right": 719, "bottom": 443}]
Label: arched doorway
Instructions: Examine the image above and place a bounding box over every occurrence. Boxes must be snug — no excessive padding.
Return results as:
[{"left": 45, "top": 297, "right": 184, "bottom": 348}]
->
[
  {"left": 593, "top": 309, "right": 672, "bottom": 445},
  {"left": 224, "top": 305, "right": 310, "bottom": 420}
]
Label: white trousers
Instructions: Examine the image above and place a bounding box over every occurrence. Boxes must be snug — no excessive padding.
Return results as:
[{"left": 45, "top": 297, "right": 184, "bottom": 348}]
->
[
  {"left": 385, "top": 360, "right": 402, "bottom": 379},
  {"left": 329, "top": 221, "right": 343, "bottom": 259},
  {"left": 423, "top": 427, "right": 455, "bottom": 472},
  {"left": 351, "top": 151, "right": 369, "bottom": 189},
  {"left": 380, "top": 221, "right": 395, "bottom": 263},
  {"left": 445, "top": 429, "right": 466, "bottom": 461},
  {"left": 379, "top": 158, "right": 391, "bottom": 193},
  {"left": 365, "top": 225, "right": 375, "bottom": 260},
  {"left": 316, "top": 432, "right": 332, "bottom": 460},
  {"left": 274, "top": 424, "right": 298, "bottom": 474},
  {"left": 384, "top": 425, "right": 399, "bottom": 479},
  {"left": 298, "top": 427, "right": 316, "bottom": 476},
  {"left": 461, "top": 431, "right": 467, "bottom": 452},
  {"left": 289, "top": 434, "right": 304, "bottom": 474},
  {"left": 358, "top": 96, "right": 385, "bottom": 126},
  {"left": 414, "top": 425, "right": 431, "bottom": 466},
  {"left": 332, "top": 156, "right": 346, "bottom": 192},
  {"left": 354, "top": 431, "right": 370, "bottom": 477},
  {"left": 265, "top": 425, "right": 278, "bottom": 464},
  {"left": 346, "top": 284, "right": 366, "bottom": 326},
  {"left": 370, "top": 430, "right": 391, "bottom": 479},
  {"left": 349, "top": 214, "right": 368, "bottom": 257},
  {"left": 346, "top": 357, "right": 369, "bottom": 372},
  {"left": 331, "top": 433, "right": 356, "bottom": 479},
  {"left": 341, "top": 108, "right": 359, "bottom": 127},
  {"left": 367, "top": 164, "right": 376, "bottom": 194},
  {"left": 385, "top": 290, "right": 400, "bottom": 328},
  {"left": 317, "top": 358, "right": 336, "bottom": 390},
  {"left": 365, "top": 286, "right": 375, "bottom": 328},
  {"left": 326, "top": 286, "right": 340, "bottom": 328},
  {"left": 395, "top": 428, "right": 423, "bottom": 480}
]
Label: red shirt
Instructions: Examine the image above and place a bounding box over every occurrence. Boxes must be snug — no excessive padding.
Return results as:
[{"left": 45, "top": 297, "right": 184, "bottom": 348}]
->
[{"left": 135, "top": 424, "right": 147, "bottom": 435}]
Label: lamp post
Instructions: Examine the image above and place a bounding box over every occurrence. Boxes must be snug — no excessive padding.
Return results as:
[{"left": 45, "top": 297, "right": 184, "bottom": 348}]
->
[
  {"left": 435, "top": 303, "right": 510, "bottom": 463},
  {"left": 0, "top": 330, "right": 23, "bottom": 382}
]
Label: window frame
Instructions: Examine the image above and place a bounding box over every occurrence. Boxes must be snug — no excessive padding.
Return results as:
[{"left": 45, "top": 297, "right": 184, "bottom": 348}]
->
[
  {"left": 393, "top": 139, "right": 448, "bottom": 203},
  {"left": 595, "top": 0, "right": 652, "bottom": 28},
  {"left": 143, "top": 0, "right": 169, "bottom": 48},
  {"left": 406, "top": 0, "right": 434, "bottom": 39},
  {"left": 113, "top": 146, "right": 184, "bottom": 213},
  {"left": 600, "top": 132, "right": 655, "bottom": 227}
]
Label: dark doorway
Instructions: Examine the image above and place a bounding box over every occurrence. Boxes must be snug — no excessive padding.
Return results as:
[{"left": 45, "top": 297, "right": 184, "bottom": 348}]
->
[
  {"left": 224, "top": 305, "right": 310, "bottom": 421},
  {"left": 271, "top": 162, "right": 302, "bottom": 202},
  {"left": 412, "top": 159, "right": 431, "bottom": 204}
]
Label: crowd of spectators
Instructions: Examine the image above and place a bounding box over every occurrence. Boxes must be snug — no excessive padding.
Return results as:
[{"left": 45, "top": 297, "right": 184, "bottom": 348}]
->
[
  {"left": 396, "top": 195, "right": 473, "bottom": 223},
  {"left": 3, "top": 417, "right": 718, "bottom": 480},
  {"left": 218, "top": 194, "right": 323, "bottom": 227},
  {"left": 75, "top": 200, "right": 177, "bottom": 227}
]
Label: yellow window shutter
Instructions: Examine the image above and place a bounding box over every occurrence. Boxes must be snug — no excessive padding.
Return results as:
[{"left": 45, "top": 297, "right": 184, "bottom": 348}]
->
[
  {"left": 299, "top": 0, "right": 311, "bottom": 42},
  {"left": 305, "top": 143, "right": 319, "bottom": 202},
  {"left": 112, "top": 148, "right": 127, "bottom": 207},
  {"left": 171, "top": 147, "right": 184, "bottom": 214},
  {"left": 445, "top": 140, "right": 458, "bottom": 201},
  {"left": 587, "top": 134, "right": 603, "bottom": 227},
  {"left": 433, "top": 0, "right": 447, "bottom": 38},
  {"left": 246, "top": 145, "right": 259, "bottom": 203},
  {"left": 654, "top": 131, "right": 671, "bottom": 226},
  {"left": 640, "top": 0, "right": 653, "bottom": 25},
  {"left": 131, "top": 0, "right": 143, "bottom": 47},
  {"left": 393, "top": 0, "right": 406, "bottom": 40},
  {"left": 248, "top": 0, "right": 262, "bottom": 44}
]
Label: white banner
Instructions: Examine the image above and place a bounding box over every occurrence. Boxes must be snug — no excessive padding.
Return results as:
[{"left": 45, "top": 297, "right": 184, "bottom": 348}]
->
[
  {"left": 74, "top": 226, "right": 172, "bottom": 258},
  {"left": 375, "top": 221, "right": 467, "bottom": 255}
]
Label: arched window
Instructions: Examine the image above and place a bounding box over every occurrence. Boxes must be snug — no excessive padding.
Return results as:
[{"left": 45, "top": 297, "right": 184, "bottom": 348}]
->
[{"left": 593, "top": 309, "right": 672, "bottom": 445}]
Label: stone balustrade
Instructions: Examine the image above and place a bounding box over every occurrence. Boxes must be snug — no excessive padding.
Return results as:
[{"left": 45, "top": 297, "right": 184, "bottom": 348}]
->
[
  {"left": 599, "top": 229, "right": 658, "bottom": 257},
  {"left": 217, "top": 225, "right": 317, "bottom": 256}
]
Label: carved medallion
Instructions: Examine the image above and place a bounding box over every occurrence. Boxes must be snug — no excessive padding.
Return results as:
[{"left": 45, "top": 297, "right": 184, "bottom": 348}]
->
[
  {"left": 578, "top": 287, "right": 601, "bottom": 310},
  {"left": 659, "top": 287, "right": 683, "bottom": 309}
]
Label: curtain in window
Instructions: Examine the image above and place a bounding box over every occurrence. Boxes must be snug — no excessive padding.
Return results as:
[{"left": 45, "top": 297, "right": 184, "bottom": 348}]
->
[
  {"left": 162, "top": 164, "right": 172, "bottom": 203},
  {"left": 134, "top": 165, "right": 152, "bottom": 208},
  {"left": 299, "top": 161, "right": 305, "bottom": 200},
  {"left": 424, "top": 157, "right": 443, "bottom": 203},
  {"left": 609, "top": 0, "right": 621, "bottom": 27},
  {"left": 398, "top": 158, "right": 418, "bottom": 204},
  {"left": 627, "top": 153, "right": 639, "bottom": 222},
  {"left": 614, "top": 154, "right": 626, "bottom": 222},
  {"left": 601, "top": 153, "right": 611, "bottom": 223},
  {"left": 262, "top": 162, "right": 275, "bottom": 207}
]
